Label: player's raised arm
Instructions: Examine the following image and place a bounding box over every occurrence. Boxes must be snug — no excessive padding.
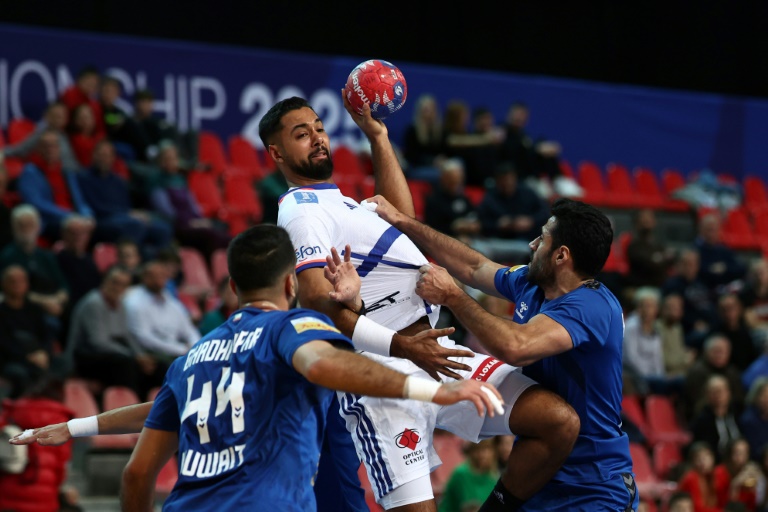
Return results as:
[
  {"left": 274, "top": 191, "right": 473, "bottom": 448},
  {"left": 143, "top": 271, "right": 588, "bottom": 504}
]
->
[
  {"left": 368, "top": 194, "right": 506, "bottom": 297},
  {"left": 340, "top": 90, "right": 415, "bottom": 218},
  {"left": 9, "top": 402, "right": 153, "bottom": 446},
  {"left": 292, "top": 340, "right": 504, "bottom": 417}
]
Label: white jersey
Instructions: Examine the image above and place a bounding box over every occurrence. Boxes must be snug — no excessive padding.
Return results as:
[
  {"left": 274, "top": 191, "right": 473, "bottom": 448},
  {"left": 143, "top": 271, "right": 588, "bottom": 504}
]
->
[{"left": 278, "top": 183, "right": 440, "bottom": 333}]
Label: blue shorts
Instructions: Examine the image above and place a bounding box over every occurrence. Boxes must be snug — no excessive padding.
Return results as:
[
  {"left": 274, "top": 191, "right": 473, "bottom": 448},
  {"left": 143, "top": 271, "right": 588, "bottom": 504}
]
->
[{"left": 522, "top": 472, "right": 639, "bottom": 511}]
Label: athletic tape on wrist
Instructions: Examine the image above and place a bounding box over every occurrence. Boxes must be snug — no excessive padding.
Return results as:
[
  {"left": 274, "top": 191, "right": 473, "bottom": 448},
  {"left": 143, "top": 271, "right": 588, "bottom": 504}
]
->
[
  {"left": 67, "top": 416, "right": 99, "bottom": 437},
  {"left": 351, "top": 315, "right": 396, "bottom": 356},
  {"left": 403, "top": 376, "right": 442, "bottom": 402}
]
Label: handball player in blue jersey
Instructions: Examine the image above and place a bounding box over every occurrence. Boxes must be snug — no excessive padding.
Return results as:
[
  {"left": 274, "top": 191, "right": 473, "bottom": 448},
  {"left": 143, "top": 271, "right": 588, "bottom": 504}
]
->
[
  {"left": 369, "top": 196, "right": 639, "bottom": 511},
  {"left": 117, "top": 224, "right": 503, "bottom": 512}
]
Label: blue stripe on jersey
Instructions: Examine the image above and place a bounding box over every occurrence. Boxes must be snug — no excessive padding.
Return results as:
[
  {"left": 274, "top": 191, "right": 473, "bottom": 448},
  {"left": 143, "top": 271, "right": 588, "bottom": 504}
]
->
[
  {"left": 349, "top": 252, "right": 421, "bottom": 271},
  {"left": 342, "top": 393, "right": 394, "bottom": 497},
  {"left": 356, "top": 226, "right": 405, "bottom": 278},
  {"left": 341, "top": 394, "right": 383, "bottom": 497}
]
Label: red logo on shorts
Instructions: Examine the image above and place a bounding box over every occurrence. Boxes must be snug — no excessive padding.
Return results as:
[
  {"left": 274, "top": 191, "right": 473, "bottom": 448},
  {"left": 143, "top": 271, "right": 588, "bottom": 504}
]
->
[{"left": 394, "top": 428, "right": 421, "bottom": 450}]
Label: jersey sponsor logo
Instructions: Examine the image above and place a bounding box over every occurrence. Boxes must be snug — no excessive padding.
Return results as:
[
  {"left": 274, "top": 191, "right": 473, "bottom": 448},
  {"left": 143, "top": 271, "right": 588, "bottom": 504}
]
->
[
  {"left": 295, "top": 245, "right": 321, "bottom": 262},
  {"left": 394, "top": 428, "right": 421, "bottom": 450},
  {"left": 365, "top": 291, "right": 410, "bottom": 313},
  {"left": 515, "top": 301, "right": 528, "bottom": 319},
  {"left": 290, "top": 316, "right": 340, "bottom": 334},
  {"left": 505, "top": 264, "right": 526, "bottom": 274},
  {"left": 294, "top": 191, "right": 318, "bottom": 204},
  {"left": 470, "top": 357, "right": 503, "bottom": 382}
]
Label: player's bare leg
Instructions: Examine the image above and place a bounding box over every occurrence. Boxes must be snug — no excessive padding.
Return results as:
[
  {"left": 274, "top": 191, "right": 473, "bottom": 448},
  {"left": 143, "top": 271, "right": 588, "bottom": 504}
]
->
[{"left": 480, "top": 385, "right": 579, "bottom": 511}]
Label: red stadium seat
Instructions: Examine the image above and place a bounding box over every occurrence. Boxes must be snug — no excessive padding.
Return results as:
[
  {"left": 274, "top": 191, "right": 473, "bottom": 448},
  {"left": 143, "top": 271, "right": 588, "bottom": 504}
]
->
[
  {"left": 464, "top": 185, "right": 486, "bottom": 206},
  {"left": 198, "top": 130, "right": 229, "bottom": 176},
  {"left": 332, "top": 145, "right": 367, "bottom": 179},
  {"left": 90, "top": 386, "right": 141, "bottom": 449},
  {"left": 92, "top": 243, "right": 117, "bottom": 273},
  {"left": 210, "top": 248, "right": 229, "bottom": 286},
  {"left": 155, "top": 455, "right": 179, "bottom": 496},
  {"left": 652, "top": 441, "right": 682, "bottom": 481},
  {"left": 177, "top": 291, "right": 202, "bottom": 323},
  {"left": 577, "top": 160, "right": 608, "bottom": 206},
  {"left": 178, "top": 246, "right": 215, "bottom": 299},
  {"left": 622, "top": 395, "right": 649, "bottom": 440},
  {"left": 629, "top": 442, "right": 663, "bottom": 499},
  {"left": 408, "top": 180, "right": 432, "bottom": 221},
  {"left": 743, "top": 175, "right": 768, "bottom": 217},
  {"left": 7, "top": 117, "right": 36, "bottom": 145},
  {"left": 633, "top": 167, "right": 665, "bottom": 209},
  {"left": 605, "top": 162, "right": 636, "bottom": 208},
  {"left": 644, "top": 394, "right": 692, "bottom": 447},
  {"left": 188, "top": 171, "right": 224, "bottom": 219},
  {"left": 222, "top": 174, "right": 263, "bottom": 228},
  {"left": 559, "top": 159, "right": 575, "bottom": 178},
  {"left": 227, "top": 134, "right": 266, "bottom": 181},
  {"left": 660, "top": 168, "right": 690, "bottom": 212},
  {"left": 359, "top": 176, "right": 375, "bottom": 200},
  {"left": 64, "top": 379, "right": 100, "bottom": 420},
  {"left": 721, "top": 207, "right": 759, "bottom": 251}
]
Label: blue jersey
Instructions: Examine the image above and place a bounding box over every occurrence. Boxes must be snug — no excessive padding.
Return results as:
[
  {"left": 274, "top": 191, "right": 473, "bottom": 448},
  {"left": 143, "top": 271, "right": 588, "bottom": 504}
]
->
[
  {"left": 145, "top": 307, "right": 352, "bottom": 512},
  {"left": 495, "top": 265, "right": 632, "bottom": 483}
]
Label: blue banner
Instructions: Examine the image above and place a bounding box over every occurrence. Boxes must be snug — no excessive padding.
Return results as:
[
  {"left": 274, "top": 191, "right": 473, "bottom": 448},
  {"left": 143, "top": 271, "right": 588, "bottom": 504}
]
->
[{"left": 1, "top": 23, "right": 766, "bottom": 180}]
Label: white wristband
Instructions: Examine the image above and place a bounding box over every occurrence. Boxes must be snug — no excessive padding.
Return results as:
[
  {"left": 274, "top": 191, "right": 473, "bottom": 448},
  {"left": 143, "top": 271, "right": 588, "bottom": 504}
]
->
[
  {"left": 351, "top": 315, "right": 396, "bottom": 356},
  {"left": 67, "top": 416, "right": 99, "bottom": 437},
  {"left": 403, "top": 376, "right": 441, "bottom": 402}
]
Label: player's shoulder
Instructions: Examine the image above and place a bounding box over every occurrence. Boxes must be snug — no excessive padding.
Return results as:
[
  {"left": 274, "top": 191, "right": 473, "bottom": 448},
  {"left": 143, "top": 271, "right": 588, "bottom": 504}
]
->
[
  {"left": 282, "top": 308, "right": 340, "bottom": 334},
  {"left": 504, "top": 264, "right": 529, "bottom": 275},
  {"left": 571, "top": 280, "right": 622, "bottom": 313}
]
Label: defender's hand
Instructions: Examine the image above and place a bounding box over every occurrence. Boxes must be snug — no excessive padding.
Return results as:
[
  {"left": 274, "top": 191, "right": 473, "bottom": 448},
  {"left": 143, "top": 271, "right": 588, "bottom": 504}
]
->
[
  {"left": 434, "top": 380, "right": 505, "bottom": 417},
  {"left": 324, "top": 245, "right": 362, "bottom": 311},
  {"left": 366, "top": 194, "right": 405, "bottom": 225},
  {"left": 415, "top": 264, "right": 463, "bottom": 306},
  {"left": 391, "top": 327, "right": 474, "bottom": 381},
  {"left": 9, "top": 422, "right": 71, "bottom": 446}
]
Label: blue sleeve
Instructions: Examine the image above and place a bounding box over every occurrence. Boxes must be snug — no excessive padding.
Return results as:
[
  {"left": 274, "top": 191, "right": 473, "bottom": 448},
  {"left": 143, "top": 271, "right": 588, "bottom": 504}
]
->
[
  {"left": 540, "top": 290, "right": 612, "bottom": 350},
  {"left": 274, "top": 311, "right": 353, "bottom": 367},
  {"left": 18, "top": 165, "right": 70, "bottom": 222},
  {"left": 494, "top": 264, "right": 529, "bottom": 303},
  {"left": 145, "top": 362, "right": 181, "bottom": 431},
  {"left": 65, "top": 170, "right": 93, "bottom": 218}
]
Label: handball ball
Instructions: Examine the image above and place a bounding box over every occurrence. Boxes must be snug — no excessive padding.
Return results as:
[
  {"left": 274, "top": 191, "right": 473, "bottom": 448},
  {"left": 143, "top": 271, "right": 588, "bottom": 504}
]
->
[{"left": 345, "top": 59, "right": 407, "bottom": 120}]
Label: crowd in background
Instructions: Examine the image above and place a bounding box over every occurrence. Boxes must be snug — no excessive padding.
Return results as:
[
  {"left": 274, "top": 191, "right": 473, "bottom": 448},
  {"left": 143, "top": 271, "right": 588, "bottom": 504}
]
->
[{"left": 0, "top": 68, "right": 767, "bottom": 512}]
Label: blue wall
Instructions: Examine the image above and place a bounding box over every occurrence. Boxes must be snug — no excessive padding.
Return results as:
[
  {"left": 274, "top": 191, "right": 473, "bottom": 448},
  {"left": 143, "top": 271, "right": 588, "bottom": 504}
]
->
[{"left": 1, "top": 23, "right": 766, "bottom": 179}]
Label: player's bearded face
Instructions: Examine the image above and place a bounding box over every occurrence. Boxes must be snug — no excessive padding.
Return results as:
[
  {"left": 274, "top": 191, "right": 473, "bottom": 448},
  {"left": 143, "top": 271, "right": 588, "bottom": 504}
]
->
[
  {"left": 289, "top": 149, "right": 334, "bottom": 180},
  {"left": 528, "top": 246, "right": 556, "bottom": 288}
]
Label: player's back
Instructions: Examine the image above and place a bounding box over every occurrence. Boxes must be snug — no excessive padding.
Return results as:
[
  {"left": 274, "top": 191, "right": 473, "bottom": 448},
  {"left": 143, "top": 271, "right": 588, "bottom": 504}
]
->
[{"left": 149, "top": 307, "right": 349, "bottom": 511}]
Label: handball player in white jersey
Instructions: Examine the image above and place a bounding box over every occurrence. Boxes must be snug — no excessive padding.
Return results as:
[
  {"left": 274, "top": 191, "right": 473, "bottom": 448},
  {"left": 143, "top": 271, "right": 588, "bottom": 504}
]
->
[{"left": 259, "top": 95, "right": 580, "bottom": 511}]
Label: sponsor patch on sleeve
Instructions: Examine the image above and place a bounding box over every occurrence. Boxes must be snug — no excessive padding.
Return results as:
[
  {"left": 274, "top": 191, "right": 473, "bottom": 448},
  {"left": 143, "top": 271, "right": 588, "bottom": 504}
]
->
[
  {"left": 505, "top": 264, "right": 527, "bottom": 274},
  {"left": 291, "top": 316, "right": 340, "bottom": 334},
  {"left": 294, "top": 191, "right": 318, "bottom": 204}
]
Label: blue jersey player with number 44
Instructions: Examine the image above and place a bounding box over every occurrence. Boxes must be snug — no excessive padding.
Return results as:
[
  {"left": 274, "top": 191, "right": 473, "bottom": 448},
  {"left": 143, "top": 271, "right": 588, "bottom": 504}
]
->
[{"left": 119, "top": 225, "right": 504, "bottom": 512}]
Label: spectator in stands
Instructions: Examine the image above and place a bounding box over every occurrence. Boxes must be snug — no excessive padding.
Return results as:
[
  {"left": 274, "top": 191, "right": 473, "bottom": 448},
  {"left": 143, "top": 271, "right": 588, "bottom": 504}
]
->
[
  {"left": 402, "top": 93, "right": 444, "bottom": 183},
  {"left": 739, "top": 258, "right": 768, "bottom": 348},
  {"left": 696, "top": 212, "right": 747, "bottom": 293},
  {"left": 677, "top": 441, "right": 724, "bottom": 512},
  {"left": 132, "top": 89, "right": 197, "bottom": 167},
  {"left": 67, "top": 102, "right": 106, "bottom": 168},
  {"left": 477, "top": 163, "right": 549, "bottom": 242},
  {"left": 663, "top": 248, "right": 717, "bottom": 350},
  {"left": 0, "top": 164, "right": 13, "bottom": 248},
  {"left": 690, "top": 374, "right": 743, "bottom": 460},
  {"left": 0, "top": 101, "right": 79, "bottom": 170},
  {"left": 626, "top": 208, "right": 676, "bottom": 289},
  {"left": 438, "top": 438, "right": 499, "bottom": 512},
  {"left": 667, "top": 491, "right": 695, "bottom": 512},
  {"left": 715, "top": 293, "right": 761, "bottom": 372},
  {"left": 423, "top": 158, "right": 480, "bottom": 241},
  {"left": 198, "top": 276, "right": 238, "bottom": 336},
  {"left": 99, "top": 76, "right": 143, "bottom": 162},
  {"left": 116, "top": 237, "right": 142, "bottom": 285},
  {"left": 442, "top": 100, "right": 502, "bottom": 188},
  {"left": 78, "top": 139, "right": 172, "bottom": 257},
  {"left": 123, "top": 260, "right": 199, "bottom": 364},
  {"left": 742, "top": 338, "right": 768, "bottom": 394},
  {"left": 67, "top": 265, "right": 164, "bottom": 401},
  {"left": 684, "top": 334, "right": 745, "bottom": 422},
  {"left": 149, "top": 142, "right": 230, "bottom": 263},
  {"left": 0, "top": 266, "right": 67, "bottom": 399},
  {"left": 0, "top": 205, "right": 68, "bottom": 322},
  {"left": 59, "top": 66, "right": 103, "bottom": 133},
  {"left": 739, "top": 377, "right": 768, "bottom": 463},
  {"left": 623, "top": 286, "right": 683, "bottom": 395},
  {"left": 713, "top": 438, "right": 766, "bottom": 511},
  {"left": 55, "top": 214, "right": 100, "bottom": 311},
  {"left": 461, "top": 106, "right": 505, "bottom": 188},
  {"left": 658, "top": 293, "right": 697, "bottom": 379},
  {"left": 155, "top": 245, "right": 183, "bottom": 299}
]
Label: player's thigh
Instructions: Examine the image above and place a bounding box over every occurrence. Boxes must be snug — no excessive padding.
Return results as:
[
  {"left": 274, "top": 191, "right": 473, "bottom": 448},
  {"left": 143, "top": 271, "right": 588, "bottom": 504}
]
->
[{"left": 506, "top": 384, "right": 577, "bottom": 438}]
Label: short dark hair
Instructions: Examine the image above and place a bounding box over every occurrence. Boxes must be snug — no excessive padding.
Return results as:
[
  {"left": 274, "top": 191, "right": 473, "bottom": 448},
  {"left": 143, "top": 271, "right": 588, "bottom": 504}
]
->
[
  {"left": 667, "top": 491, "right": 692, "bottom": 507},
  {"left": 77, "top": 65, "right": 100, "bottom": 80},
  {"left": 549, "top": 198, "right": 613, "bottom": 278},
  {"left": 227, "top": 225, "right": 296, "bottom": 292},
  {"left": 133, "top": 89, "right": 154, "bottom": 102},
  {"left": 258, "top": 96, "right": 314, "bottom": 147}
]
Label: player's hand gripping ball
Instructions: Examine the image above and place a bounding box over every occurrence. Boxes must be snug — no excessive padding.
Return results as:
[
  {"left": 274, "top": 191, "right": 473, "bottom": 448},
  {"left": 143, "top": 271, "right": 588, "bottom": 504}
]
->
[{"left": 345, "top": 59, "right": 407, "bottom": 120}]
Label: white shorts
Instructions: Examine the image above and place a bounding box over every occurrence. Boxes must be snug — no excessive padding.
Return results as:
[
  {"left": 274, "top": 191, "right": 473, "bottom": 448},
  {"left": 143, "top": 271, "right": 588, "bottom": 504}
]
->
[{"left": 336, "top": 337, "right": 537, "bottom": 505}]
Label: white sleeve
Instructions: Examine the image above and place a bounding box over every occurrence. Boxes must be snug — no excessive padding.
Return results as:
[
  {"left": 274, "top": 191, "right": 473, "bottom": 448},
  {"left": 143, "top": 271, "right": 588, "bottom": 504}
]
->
[{"left": 281, "top": 211, "right": 337, "bottom": 274}]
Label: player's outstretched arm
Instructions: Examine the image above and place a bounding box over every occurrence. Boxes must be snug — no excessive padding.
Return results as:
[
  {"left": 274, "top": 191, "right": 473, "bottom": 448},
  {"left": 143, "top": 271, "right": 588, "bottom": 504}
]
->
[
  {"left": 340, "top": 90, "right": 415, "bottom": 218},
  {"left": 121, "top": 427, "right": 178, "bottom": 512},
  {"left": 293, "top": 340, "right": 504, "bottom": 417},
  {"left": 417, "top": 264, "right": 574, "bottom": 367},
  {"left": 9, "top": 402, "right": 153, "bottom": 446},
  {"left": 368, "top": 195, "right": 505, "bottom": 297}
]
